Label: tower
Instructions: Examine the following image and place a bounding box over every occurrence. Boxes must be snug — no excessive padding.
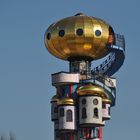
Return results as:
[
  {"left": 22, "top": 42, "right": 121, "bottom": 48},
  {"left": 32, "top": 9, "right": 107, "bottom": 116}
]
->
[{"left": 44, "top": 13, "right": 125, "bottom": 140}]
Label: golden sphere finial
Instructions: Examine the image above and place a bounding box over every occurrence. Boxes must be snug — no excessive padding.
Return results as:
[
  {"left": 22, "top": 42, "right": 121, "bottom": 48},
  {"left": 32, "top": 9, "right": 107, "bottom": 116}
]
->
[{"left": 45, "top": 13, "right": 115, "bottom": 61}]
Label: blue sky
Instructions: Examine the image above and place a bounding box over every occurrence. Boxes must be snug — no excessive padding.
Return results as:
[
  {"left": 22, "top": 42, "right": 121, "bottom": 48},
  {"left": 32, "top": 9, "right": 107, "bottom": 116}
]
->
[{"left": 0, "top": 0, "right": 139, "bottom": 140}]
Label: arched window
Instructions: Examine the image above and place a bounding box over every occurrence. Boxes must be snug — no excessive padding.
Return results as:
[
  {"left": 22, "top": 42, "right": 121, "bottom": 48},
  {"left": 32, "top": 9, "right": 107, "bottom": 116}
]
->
[
  {"left": 54, "top": 107, "right": 58, "bottom": 113},
  {"left": 82, "top": 98, "right": 86, "bottom": 105},
  {"left": 108, "top": 107, "right": 111, "bottom": 115},
  {"left": 66, "top": 109, "right": 73, "bottom": 122},
  {"left": 60, "top": 108, "right": 64, "bottom": 117},
  {"left": 82, "top": 108, "right": 87, "bottom": 119},
  {"left": 94, "top": 108, "right": 99, "bottom": 118}
]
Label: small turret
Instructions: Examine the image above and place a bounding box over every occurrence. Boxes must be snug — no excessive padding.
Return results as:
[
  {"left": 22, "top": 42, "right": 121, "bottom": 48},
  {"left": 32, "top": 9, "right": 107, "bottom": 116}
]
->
[
  {"left": 58, "top": 98, "right": 77, "bottom": 131},
  {"left": 77, "top": 84, "right": 106, "bottom": 127},
  {"left": 51, "top": 95, "right": 59, "bottom": 121},
  {"left": 102, "top": 98, "right": 111, "bottom": 120}
]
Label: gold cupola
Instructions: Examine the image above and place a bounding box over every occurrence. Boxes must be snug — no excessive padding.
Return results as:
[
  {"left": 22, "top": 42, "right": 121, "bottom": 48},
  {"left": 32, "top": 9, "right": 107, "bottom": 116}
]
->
[
  {"left": 59, "top": 98, "right": 75, "bottom": 106},
  {"left": 51, "top": 95, "right": 59, "bottom": 103},
  {"left": 77, "top": 84, "right": 107, "bottom": 98},
  {"left": 102, "top": 98, "right": 112, "bottom": 104},
  {"left": 45, "top": 13, "right": 115, "bottom": 61}
]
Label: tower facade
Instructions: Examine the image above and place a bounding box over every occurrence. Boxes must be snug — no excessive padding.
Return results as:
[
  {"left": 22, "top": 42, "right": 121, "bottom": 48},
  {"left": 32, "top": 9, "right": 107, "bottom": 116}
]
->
[{"left": 44, "top": 13, "right": 125, "bottom": 140}]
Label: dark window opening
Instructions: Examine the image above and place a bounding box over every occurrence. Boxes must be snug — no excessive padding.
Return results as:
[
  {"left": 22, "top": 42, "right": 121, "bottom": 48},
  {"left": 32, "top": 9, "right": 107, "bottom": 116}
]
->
[
  {"left": 94, "top": 108, "right": 99, "bottom": 118},
  {"left": 54, "top": 107, "right": 58, "bottom": 113},
  {"left": 108, "top": 107, "right": 111, "bottom": 115},
  {"left": 60, "top": 108, "right": 64, "bottom": 117},
  {"left": 102, "top": 103, "right": 106, "bottom": 108},
  {"left": 96, "top": 67, "right": 99, "bottom": 71},
  {"left": 47, "top": 33, "right": 51, "bottom": 40},
  {"left": 76, "top": 28, "right": 83, "bottom": 36},
  {"left": 66, "top": 109, "right": 73, "bottom": 122},
  {"left": 95, "top": 30, "right": 101, "bottom": 36},
  {"left": 82, "top": 98, "right": 86, "bottom": 105},
  {"left": 82, "top": 108, "right": 87, "bottom": 119},
  {"left": 59, "top": 30, "right": 65, "bottom": 37}
]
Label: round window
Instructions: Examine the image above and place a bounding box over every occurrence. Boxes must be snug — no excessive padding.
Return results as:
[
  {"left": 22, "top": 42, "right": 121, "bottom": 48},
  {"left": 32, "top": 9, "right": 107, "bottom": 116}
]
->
[
  {"left": 93, "top": 99, "right": 98, "bottom": 105},
  {"left": 59, "top": 30, "right": 65, "bottom": 37},
  {"left": 95, "top": 30, "right": 101, "bottom": 37},
  {"left": 76, "top": 28, "right": 83, "bottom": 36},
  {"left": 82, "top": 98, "right": 86, "bottom": 105},
  {"left": 47, "top": 33, "right": 51, "bottom": 40}
]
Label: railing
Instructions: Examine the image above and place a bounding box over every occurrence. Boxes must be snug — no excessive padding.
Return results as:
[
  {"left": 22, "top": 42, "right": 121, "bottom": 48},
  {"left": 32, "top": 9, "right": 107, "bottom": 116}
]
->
[
  {"left": 93, "top": 33, "right": 125, "bottom": 76},
  {"left": 115, "top": 34, "right": 125, "bottom": 51},
  {"left": 81, "top": 74, "right": 116, "bottom": 99},
  {"left": 93, "top": 53, "right": 115, "bottom": 75}
]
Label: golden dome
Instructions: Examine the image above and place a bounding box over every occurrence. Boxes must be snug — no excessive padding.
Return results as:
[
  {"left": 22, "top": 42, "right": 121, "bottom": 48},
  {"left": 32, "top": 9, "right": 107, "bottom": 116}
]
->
[
  {"left": 51, "top": 95, "right": 59, "bottom": 102},
  {"left": 45, "top": 13, "right": 115, "bottom": 61},
  {"left": 59, "top": 98, "right": 75, "bottom": 105},
  {"left": 77, "top": 84, "right": 107, "bottom": 98},
  {"left": 102, "top": 98, "right": 112, "bottom": 104}
]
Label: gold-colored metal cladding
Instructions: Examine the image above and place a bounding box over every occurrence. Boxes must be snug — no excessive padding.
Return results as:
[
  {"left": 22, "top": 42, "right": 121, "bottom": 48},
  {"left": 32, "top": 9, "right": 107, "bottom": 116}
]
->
[
  {"left": 77, "top": 84, "right": 107, "bottom": 98},
  {"left": 102, "top": 98, "right": 112, "bottom": 104},
  {"left": 45, "top": 13, "right": 113, "bottom": 61},
  {"left": 59, "top": 98, "right": 75, "bottom": 105},
  {"left": 51, "top": 95, "right": 59, "bottom": 102}
]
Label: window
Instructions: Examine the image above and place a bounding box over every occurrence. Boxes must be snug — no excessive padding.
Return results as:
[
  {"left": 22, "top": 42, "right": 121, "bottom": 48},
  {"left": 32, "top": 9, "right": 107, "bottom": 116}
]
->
[
  {"left": 66, "top": 109, "right": 73, "bottom": 122},
  {"left": 96, "top": 67, "right": 99, "bottom": 71},
  {"left": 108, "top": 107, "right": 111, "bottom": 115},
  {"left": 82, "top": 108, "right": 87, "bottom": 119},
  {"left": 82, "top": 98, "right": 86, "bottom": 105},
  {"left": 93, "top": 99, "right": 98, "bottom": 105},
  {"left": 76, "top": 28, "right": 83, "bottom": 36},
  {"left": 95, "top": 30, "right": 101, "bottom": 37},
  {"left": 60, "top": 108, "right": 64, "bottom": 117},
  {"left": 102, "top": 103, "right": 106, "bottom": 108},
  {"left": 54, "top": 107, "right": 58, "bottom": 113},
  {"left": 59, "top": 30, "right": 65, "bottom": 37},
  {"left": 47, "top": 33, "right": 51, "bottom": 40},
  {"left": 94, "top": 108, "right": 99, "bottom": 118}
]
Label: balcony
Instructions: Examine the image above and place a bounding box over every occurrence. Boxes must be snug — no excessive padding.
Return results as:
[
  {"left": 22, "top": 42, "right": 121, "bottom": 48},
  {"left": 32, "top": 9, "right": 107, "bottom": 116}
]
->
[{"left": 52, "top": 72, "right": 80, "bottom": 86}]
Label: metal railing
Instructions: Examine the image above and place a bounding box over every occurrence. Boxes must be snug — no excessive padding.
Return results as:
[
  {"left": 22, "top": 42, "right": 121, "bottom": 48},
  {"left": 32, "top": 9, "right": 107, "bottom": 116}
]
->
[{"left": 93, "top": 33, "right": 125, "bottom": 76}]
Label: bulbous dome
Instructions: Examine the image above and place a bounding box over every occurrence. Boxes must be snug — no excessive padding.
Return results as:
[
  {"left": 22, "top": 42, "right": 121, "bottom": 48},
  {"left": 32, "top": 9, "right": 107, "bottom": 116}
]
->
[
  {"left": 45, "top": 13, "right": 115, "bottom": 61},
  {"left": 76, "top": 84, "right": 107, "bottom": 98},
  {"left": 59, "top": 98, "right": 75, "bottom": 105}
]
